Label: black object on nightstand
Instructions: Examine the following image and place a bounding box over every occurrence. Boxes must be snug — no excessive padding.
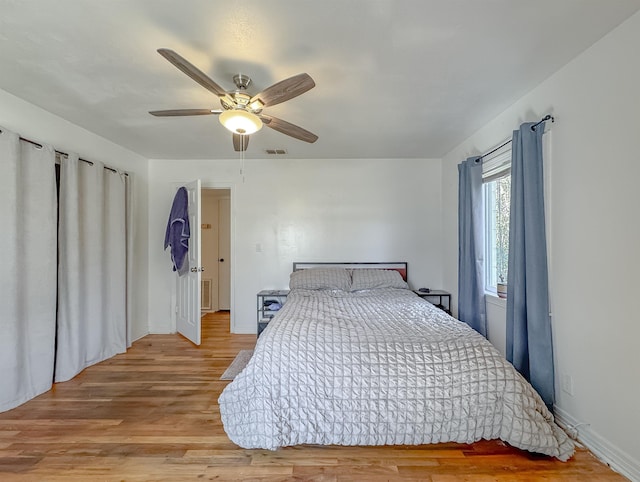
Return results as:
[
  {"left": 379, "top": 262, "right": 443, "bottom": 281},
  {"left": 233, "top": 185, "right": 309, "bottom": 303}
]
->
[{"left": 413, "top": 289, "right": 451, "bottom": 315}]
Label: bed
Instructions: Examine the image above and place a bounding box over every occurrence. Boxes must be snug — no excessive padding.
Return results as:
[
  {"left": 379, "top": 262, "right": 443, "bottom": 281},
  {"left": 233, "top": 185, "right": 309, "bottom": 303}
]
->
[{"left": 218, "top": 263, "right": 574, "bottom": 460}]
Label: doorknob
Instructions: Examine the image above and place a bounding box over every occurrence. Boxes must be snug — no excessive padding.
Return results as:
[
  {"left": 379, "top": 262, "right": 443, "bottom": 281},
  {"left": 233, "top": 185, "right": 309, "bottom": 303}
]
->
[
  {"left": 219, "top": 258, "right": 225, "bottom": 262},
  {"left": 190, "top": 267, "right": 197, "bottom": 272}
]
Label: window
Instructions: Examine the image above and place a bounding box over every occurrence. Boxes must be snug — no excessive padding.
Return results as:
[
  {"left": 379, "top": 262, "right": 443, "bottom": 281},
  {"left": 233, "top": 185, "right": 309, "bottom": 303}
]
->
[{"left": 482, "top": 148, "right": 511, "bottom": 294}]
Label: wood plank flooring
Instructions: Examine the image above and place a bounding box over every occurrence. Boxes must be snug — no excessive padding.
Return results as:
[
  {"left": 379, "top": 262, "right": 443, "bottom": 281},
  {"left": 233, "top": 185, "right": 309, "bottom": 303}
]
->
[{"left": 0, "top": 312, "right": 627, "bottom": 481}]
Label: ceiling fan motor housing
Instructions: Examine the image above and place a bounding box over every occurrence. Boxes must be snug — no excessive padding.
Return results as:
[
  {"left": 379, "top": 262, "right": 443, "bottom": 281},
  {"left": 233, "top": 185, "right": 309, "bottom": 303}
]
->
[{"left": 233, "top": 74, "right": 251, "bottom": 90}]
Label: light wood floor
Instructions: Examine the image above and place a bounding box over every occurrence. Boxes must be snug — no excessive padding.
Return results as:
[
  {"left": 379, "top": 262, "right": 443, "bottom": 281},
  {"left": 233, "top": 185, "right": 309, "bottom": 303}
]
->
[{"left": 0, "top": 312, "right": 626, "bottom": 481}]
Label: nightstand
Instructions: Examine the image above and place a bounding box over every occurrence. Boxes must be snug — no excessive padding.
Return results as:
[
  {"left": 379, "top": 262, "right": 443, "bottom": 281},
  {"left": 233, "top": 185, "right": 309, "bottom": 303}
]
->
[
  {"left": 413, "top": 289, "right": 451, "bottom": 315},
  {"left": 257, "top": 290, "right": 289, "bottom": 337}
]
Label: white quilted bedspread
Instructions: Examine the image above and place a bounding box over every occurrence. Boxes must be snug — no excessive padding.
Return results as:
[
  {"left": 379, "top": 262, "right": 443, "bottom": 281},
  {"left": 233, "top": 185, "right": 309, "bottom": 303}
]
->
[{"left": 219, "top": 288, "right": 574, "bottom": 460}]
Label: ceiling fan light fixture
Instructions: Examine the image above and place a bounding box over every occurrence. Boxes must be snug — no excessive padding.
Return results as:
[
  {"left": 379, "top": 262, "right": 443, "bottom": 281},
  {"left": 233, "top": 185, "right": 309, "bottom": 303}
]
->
[{"left": 219, "top": 109, "right": 263, "bottom": 135}]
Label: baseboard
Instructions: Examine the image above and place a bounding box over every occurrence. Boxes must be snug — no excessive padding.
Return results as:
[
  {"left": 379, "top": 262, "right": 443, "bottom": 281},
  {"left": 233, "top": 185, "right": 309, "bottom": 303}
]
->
[
  {"left": 554, "top": 406, "right": 639, "bottom": 481},
  {"left": 131, "top": 331, "right": 148, "bottom": 343}
]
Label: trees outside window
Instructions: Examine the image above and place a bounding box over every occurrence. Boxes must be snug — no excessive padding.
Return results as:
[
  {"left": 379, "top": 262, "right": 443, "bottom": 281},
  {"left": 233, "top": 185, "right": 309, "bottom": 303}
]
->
[{"left": 484, "top": 174, "right": 510, "bottom": 292}]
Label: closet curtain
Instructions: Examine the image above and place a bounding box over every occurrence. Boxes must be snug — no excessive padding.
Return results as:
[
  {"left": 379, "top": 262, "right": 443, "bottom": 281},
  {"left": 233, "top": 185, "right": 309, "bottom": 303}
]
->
[
  {"left": 457, "top": 156, "right": 487, "bottom": 337},
  {"left": 506, "top": 121, "right": 554, "bottom": 409},
  {"left": 0, "top": 128, "right": 57, "bottom": 412},
  {"left": 55, "top": 154, "right": 127, "bottom": 382}
]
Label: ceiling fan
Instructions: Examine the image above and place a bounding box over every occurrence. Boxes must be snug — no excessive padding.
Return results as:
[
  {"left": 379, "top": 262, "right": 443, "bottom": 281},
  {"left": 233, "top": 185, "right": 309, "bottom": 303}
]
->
[{"left": 150, "top": 49, "right": 318, "bottom": 152}]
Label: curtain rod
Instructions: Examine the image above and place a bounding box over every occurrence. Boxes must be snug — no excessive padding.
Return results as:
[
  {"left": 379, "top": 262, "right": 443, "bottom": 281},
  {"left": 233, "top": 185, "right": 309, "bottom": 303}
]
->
[
  {"left": 531, "top": 114, "right": 554, "bottom": 132},
  {"left": 478, "top": 114, "right": 554, "bottom": 161},
  {"left": 0, "top": 128, "right": 127, "bottom": 176}
]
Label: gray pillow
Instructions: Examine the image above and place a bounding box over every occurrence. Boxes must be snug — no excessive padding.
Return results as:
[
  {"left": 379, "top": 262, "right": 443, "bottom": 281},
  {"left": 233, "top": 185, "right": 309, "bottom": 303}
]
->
[
  {"left": 289, "top": 268, "right": 352, "bottom": 291},
  {"left": 350, "top": 269, "right": 408, "bottom": 291}
]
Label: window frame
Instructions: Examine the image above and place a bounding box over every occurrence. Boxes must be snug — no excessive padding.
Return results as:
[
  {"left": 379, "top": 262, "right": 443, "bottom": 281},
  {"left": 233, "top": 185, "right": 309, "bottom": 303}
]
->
[{"left": 482, "top": 147, "right": 511, "bottom": 296}]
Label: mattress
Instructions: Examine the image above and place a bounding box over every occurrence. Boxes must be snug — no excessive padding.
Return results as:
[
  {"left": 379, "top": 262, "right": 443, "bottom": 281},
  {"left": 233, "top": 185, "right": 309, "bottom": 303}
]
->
[{"left": 219, "top": 287, "right": 574, "bottom": 460}]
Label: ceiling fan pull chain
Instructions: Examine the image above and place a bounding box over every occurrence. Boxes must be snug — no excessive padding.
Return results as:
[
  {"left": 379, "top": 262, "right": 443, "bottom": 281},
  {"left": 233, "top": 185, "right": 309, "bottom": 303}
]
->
[{"left": 240, "top": 147, "right": 246, "bottom": 183}]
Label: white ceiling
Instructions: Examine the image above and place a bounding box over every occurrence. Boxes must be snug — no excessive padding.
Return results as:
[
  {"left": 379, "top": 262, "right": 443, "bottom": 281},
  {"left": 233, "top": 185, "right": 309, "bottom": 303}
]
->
[{"left": 1, "top": 1, "right": 639, "bottom": 160}]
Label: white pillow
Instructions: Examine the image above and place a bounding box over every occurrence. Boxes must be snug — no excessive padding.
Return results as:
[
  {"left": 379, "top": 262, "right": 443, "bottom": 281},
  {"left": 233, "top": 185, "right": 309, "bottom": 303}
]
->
[
  {"left": 350, "top": 269, "right": 408, "bottom": 291},
  {"left": 289, "top": 268, "right": 352, "bottom": 291}
]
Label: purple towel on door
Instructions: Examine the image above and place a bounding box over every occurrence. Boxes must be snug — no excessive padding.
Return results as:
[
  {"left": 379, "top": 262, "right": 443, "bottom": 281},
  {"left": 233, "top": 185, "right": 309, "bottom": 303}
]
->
[{"left": 164, "top": 187, "right": 190, "bottom": 272}]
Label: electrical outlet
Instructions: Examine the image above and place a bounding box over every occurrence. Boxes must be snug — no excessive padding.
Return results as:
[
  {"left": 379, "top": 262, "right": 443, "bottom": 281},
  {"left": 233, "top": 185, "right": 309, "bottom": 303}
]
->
[{"left": 561, "top": 374, "right": 574, "bottom": 396}]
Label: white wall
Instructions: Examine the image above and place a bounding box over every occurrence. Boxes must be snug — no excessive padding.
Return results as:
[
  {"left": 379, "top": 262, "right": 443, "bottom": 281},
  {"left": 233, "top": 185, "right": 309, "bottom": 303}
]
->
[
  {"left": 485, "top": 296, "right": 507, "bottom": 357},
  {"left": 441, "top": 11, "right": 640, "bottom": 478},
  {"left": 148, "top": 157, "right": 442, "bottom": 334},
  {"left": 0, "top": 88, "right": 150, "bottom": 342}
]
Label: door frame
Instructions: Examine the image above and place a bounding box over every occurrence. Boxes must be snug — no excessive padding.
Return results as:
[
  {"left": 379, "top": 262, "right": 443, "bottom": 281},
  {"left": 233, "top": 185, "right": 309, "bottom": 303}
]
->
[
  {"left": 201, "top": 181, "right": 235, "bottom": 333},
  {"left": 201, "top": 187, "right": 231, "bottom": 312},
  {"left": 170, "top": 181, "right": 236, "bottom": 335}
]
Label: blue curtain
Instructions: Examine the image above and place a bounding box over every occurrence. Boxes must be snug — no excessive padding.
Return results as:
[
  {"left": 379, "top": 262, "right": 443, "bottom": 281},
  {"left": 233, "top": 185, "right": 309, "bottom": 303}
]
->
[
  {"left": 506, "top": 121, "right": 554, "bottom": 409},
  {"left": 458, "top": 156, "right": 486, "bottom": 337}
]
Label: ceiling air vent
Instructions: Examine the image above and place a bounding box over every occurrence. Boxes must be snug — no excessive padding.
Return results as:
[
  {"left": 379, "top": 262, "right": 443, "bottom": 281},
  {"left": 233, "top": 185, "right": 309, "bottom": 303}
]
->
[{"left": 265, "top": 149, "right": 287, "bottom": 155}]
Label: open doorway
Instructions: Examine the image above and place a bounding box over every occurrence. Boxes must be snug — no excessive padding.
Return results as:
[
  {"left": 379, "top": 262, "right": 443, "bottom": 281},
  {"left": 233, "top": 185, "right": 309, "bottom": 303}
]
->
[{"left": 200, "top": 189, "right": 231, "bottom": 331}]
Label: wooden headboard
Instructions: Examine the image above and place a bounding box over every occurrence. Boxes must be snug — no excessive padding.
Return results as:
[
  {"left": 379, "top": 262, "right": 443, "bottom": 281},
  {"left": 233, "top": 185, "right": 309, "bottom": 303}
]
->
[{"left": 292, "top": 262, "right": 408, "bottom": 281}]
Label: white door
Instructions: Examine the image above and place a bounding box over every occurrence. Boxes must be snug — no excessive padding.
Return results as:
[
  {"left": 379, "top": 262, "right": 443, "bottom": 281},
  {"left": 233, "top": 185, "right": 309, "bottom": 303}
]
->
[
  {"left": 176, "top": 179, "right": 201, "bottom": 345},
  {"left": 218, "top": 197, "right": 231, "bottom": 310}
]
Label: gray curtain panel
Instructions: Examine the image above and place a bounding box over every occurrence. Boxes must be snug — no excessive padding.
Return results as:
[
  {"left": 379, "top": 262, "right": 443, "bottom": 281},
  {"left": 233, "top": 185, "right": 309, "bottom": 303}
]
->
[
  {"left": 55, "top": 154, "right": 127, "bottom": 382},
  {"left": 458, "top": 156, "right": 486, "bottom": 337},
  {"left": 0, "top": 128, "right": 57, "bottom": 412},
  {"left": 506, "top": 121, "right": 554, "bottom": 409}
]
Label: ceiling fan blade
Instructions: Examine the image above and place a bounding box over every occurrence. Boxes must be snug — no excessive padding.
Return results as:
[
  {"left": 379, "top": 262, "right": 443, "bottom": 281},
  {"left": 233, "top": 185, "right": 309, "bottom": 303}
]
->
[
  {"left": 250, "top": 73, "right": 315, "bottom": 108},
  {"left": 157, "top": 49, "right": 229, "bottom": 98},
  {"left": 149, "top": 109, "right": 221, "bottom": 117},
  {"left": 233, "top": 134, "right": 249, "bottom": 152},
  {"left": 260, "top": 115, "right": 318, "bottom": 143}
]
